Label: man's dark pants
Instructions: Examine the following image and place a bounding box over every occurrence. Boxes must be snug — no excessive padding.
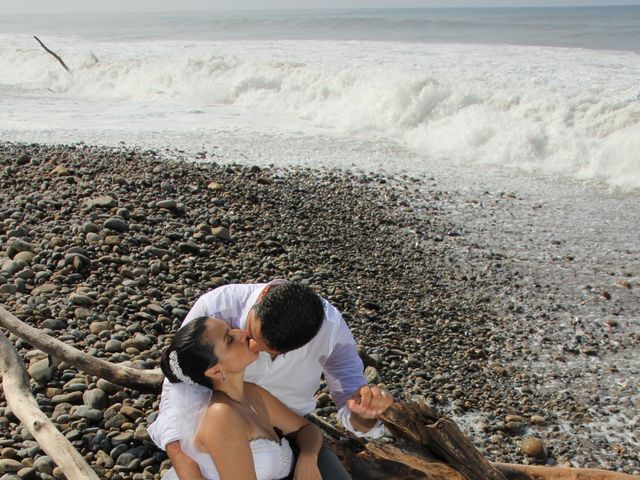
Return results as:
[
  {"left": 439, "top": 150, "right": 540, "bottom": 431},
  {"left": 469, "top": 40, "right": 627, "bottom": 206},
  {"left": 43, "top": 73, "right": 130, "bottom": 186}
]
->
[{"left": 285, "top": 437, "right": 351, "bottom": 479}]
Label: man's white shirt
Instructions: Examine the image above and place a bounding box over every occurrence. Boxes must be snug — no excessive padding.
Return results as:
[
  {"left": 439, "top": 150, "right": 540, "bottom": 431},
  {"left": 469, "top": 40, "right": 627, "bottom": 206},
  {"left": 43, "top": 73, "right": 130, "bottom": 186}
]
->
[{"left": 148, "top": 281, "right": 384, "bottom": 449}]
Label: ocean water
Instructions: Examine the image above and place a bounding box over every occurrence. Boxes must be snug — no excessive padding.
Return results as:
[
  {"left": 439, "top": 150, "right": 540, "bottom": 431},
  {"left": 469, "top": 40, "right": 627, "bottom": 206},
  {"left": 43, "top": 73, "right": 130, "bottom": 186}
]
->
[{"left": 1, "top": 7, "right": 640, "bottom": 191}]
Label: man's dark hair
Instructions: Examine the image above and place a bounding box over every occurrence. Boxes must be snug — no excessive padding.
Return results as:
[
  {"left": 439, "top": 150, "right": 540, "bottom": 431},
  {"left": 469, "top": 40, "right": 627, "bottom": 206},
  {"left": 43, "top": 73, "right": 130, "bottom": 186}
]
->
[
  {"left": 160, "top": 316, "right": 219, "bottom": 389},
  {"left": 255, "top": 282, "right": 325, "bottom": 353}
]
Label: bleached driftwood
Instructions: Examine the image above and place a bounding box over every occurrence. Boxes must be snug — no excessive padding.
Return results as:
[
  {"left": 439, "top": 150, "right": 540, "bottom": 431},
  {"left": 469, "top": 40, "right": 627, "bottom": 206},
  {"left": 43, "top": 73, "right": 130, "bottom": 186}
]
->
[
  {"left": 0, "top": 305, "right": 163, "bottom": 392},
  {"left": 0, "top": 331, "right": 99, "bottom": 479},
  {"left": 1, "top": 304, "right": 638, "bottom": 480},
  {"left": 33, "top": 36, "right": 71, "bottom": 73}
]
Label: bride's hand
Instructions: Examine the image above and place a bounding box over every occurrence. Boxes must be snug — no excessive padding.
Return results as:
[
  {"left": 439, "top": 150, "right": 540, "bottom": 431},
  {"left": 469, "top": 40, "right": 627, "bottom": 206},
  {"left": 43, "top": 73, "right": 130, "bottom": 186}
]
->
[{"left": 293, "top": 454, "right": 321, "bottom": 480}]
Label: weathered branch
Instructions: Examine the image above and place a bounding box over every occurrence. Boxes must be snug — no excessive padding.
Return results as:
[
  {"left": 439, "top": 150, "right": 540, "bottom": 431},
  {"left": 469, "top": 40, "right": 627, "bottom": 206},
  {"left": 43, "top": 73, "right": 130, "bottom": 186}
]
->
[
  {"left": 377, "top": 397, "right": 507, "bottom": 479},
  {"left": 366, "top": 441, "right": 465, "bottom": 479},
  {"left": 0, "top": 304, "right": 163, "bottom": 392},
  {"left": 0, "top": 331, "right": 99, "bottom": 479},
  {"left": 33, "top": 36, "right": 71, "bottom": 73},
  {"left": 495, "top": 464, "right": 639, "bottom": 480}
]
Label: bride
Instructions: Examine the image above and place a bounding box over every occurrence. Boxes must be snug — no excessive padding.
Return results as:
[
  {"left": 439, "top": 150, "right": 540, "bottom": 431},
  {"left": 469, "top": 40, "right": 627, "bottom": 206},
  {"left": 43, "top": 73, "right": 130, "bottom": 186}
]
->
[{"left": 159, "top": 316, "right": 323, "bottom": 480}]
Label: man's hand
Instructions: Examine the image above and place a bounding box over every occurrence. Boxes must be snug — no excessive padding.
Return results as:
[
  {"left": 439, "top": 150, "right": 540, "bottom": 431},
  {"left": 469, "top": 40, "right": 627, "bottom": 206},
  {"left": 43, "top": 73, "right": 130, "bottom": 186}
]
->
[
  {"left": 166, "top": 441, "right": 204, "bottom": 480},
  {"left": 346, "top": 384, "right": 394, "bottom": 432}
]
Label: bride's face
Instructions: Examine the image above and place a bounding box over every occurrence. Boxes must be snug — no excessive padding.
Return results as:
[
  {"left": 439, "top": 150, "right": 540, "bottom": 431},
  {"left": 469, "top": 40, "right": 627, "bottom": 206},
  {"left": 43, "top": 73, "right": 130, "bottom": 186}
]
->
[{"left": 203, "top": 318, "right": 258, "bottom": 372}]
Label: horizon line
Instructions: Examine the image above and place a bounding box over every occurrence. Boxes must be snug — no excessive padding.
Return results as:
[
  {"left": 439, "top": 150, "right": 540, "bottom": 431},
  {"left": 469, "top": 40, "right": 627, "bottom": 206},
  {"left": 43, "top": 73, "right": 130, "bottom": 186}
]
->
[{"left": 3, "top": 3, "right": 640, "bottom": 16}]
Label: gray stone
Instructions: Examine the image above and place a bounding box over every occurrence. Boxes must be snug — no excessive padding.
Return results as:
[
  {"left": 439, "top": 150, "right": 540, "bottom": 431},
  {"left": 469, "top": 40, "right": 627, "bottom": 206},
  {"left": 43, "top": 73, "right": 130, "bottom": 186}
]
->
[
  {"left": 41, "top": 319, "right": 65, "bottom": 331},
  {"left": 89, "top": 321, "right": 110, "bottom": 335},
  {"left": 112, "top": 432, "right": 134, "bottom": 445},
  {"left": 133, "top": 425, "right": 151, "bottom": 442},
  {"left": 504, "top": 421, "right": 525, "bottom": 435},
  {"left": 357, "top": 346, "right": 379, "bottom": 368},
  {"left": 0, "top": 284, "right": 17, "bottom": 294},
  {"left": 14, "top": 269, "right": 34, "bottom": 280},
  {"left": 17, "top": 467, "right": 38, "bottom": 480},
  {"left": 86, "top": 232, "right": 101, "bottom": 243},
  {"left": 315, "top": 393, "right": 332, "bottom": 408},
  {"left": 104, "top": 413, "right": 127, "bottom": 430},
  {"left": 83, "top": 389, "right": 108, "bottom": 410},
  {"left": 71, "top": 405, "right": 103, "bottom": 423},
  {"left": 364, "top": 366, "right": 382, "bottom": 384},
  {"left": 520, "top": 437, "right": 547, "bottom": 461},
  {"left": 122, "top": 335, "right": 152, "bottom": 351},
  {"left": 28, "top": 359, "right": 52, "bottom": 383},
  {"left": 103, "top": 217, "right": 129, "bottom": 233},
  {"left": 12, "top": 252, "right": 35, "bottom": 265},
  {"left": 7, "top": 238, "right": 35, "bottom": 254},
  {"left": 1, "top": 260, "right": 22, "bottom": 275},
  {"left": 211, "top": 226, "right": 231, "bottom": 241},
  {"left": 120, "top": 406, "right": 144, "bottom": 421},
  {"left": 84, "top": 196, "right": 115, "bottom": 209},
  {"left": 64, "top": 430, "right": 82, "bottom": 442},
  {"left": 0, "top": 459, "right": 22, "bottom": 474},
  {"left": 33, "top": 456, "right": 53, "bottom": 475},
  {"left": 156, "top": 199, "right": 177, "bottom": 210},
  {"left": 74, "top": 307, "right": 91, "bottom": 320},
  {"left": 16, "top": 153, "right": 30, "bottom": 165},
  {"left": 95, "top": 451, "right": 114, "bottom": 468},
  {"left": 105, "top": 339, "right": 122, "bottom": 353},
  {"left": 530, "top": 415, "right": 546, "bottom": 426},
  {"left": 31, "top": 283, "right": 58, "bottom": 296},
  {"left": 96, "top": 379, "right": 122, "bottom": 395},
  {"left": 83, "top": 222, "right": 100, "bottom": 233},
  {"left": 178, "top": 242, "right": 200, "bottom": 255},
  {"left": 51, "top": 391, "right": 83, "bottom": 405},
  {"left": 69, "top": 293, "right": 93, "bottom": 306},
  {"left": 144, "top": 246, "right": 171, "bottom": 257}
]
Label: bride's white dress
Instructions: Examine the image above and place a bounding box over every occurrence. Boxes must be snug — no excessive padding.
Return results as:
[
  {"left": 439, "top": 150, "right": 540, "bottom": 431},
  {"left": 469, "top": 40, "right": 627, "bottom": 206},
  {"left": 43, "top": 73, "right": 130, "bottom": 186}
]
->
[{"left": 162, "top": 388, "right": 294, "bottom": 480}]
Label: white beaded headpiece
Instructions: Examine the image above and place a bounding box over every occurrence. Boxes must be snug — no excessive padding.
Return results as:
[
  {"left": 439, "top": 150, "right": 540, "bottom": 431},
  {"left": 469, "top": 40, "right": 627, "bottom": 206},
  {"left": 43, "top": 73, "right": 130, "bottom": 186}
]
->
[{"left": 169, "top": 350, "right": 195, "bottom": 385}]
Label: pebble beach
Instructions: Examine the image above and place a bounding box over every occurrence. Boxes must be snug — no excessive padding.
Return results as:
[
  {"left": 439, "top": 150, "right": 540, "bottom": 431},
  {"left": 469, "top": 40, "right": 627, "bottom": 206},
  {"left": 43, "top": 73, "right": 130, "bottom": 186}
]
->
[{"left": 0, "top": 142, "right": 638, "bottom": 479}]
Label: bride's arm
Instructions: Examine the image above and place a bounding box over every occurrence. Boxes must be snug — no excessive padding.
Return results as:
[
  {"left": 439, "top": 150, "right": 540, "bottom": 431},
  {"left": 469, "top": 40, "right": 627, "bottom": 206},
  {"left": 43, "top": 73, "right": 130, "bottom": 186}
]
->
[
  {"left": 252, "top": 385, "right": 322, "bottom": 480},
  {"left": 197, "top": 402, "right": 258, "bottom": 480}
]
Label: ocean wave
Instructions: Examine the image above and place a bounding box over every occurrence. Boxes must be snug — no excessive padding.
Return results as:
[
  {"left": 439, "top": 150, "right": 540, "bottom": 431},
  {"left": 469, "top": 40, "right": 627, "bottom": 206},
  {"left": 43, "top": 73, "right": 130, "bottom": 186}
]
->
[{"left": 1, "top": 36, "right": 639, "bottom": 190}]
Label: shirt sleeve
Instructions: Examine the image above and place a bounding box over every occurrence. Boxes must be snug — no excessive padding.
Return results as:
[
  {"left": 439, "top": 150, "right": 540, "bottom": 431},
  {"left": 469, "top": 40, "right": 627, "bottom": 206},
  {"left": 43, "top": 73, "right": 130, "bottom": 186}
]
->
[
  {"left": 336, "top": 406, "right": 385, "bottom": 439},
  {"left": 148, "top": 379, "right": 189, "bottom": 449},
  {"left": 322, "top": 304, "right": 383, "bottom": 439}
]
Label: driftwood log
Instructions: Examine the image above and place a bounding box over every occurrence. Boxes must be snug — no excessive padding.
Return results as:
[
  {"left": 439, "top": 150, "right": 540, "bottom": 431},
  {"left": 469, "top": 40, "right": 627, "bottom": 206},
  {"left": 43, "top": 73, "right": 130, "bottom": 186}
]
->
[
  {"left": 0, "top": 305, "right": 638, "bottom": 480},
  {"left": 369, "top": 399, "right": 638, "bottom": 480},
  {"left": 0, "top": 331, "right": 99, "bottom": 479},
  {"left": 0, "top": 305, "right": 163, "bottom": 392},
  {"left": 33, "top": 36, "right": 71, "bottom": 73}
]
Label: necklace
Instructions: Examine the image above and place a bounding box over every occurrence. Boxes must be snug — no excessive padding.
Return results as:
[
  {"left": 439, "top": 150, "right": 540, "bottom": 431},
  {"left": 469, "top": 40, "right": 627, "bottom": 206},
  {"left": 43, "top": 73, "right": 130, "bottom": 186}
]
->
[{"left": 225, "top": 392, "right": 258, "bottom": 416}]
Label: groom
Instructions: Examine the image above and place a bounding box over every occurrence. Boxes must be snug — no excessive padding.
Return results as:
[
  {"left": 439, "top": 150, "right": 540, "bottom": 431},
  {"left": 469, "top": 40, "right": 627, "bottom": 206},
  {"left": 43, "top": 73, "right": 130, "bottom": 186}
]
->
[{"left": 149, "top": 280, "right": 394, "bottom": 479}]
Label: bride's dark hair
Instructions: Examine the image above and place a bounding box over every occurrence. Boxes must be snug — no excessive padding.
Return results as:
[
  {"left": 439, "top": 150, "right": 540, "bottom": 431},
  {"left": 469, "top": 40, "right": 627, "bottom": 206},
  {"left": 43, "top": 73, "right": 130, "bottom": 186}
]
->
[{"left": 160, "top": 316, "right": 219, "bottom": 389}]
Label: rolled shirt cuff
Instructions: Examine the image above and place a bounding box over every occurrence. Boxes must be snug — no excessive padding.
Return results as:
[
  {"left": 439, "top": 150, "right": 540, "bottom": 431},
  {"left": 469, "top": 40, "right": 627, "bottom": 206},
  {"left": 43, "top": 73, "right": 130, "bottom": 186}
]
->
[{"left": 336, "top": 406, "right": 385, "bottom": 439}]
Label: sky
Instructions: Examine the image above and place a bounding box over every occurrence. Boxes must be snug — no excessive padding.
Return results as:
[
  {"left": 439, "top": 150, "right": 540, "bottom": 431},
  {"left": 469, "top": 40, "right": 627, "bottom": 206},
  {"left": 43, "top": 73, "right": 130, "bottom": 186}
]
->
[{"left": 1, "top": 0, "right": 640, "bottom": 14}]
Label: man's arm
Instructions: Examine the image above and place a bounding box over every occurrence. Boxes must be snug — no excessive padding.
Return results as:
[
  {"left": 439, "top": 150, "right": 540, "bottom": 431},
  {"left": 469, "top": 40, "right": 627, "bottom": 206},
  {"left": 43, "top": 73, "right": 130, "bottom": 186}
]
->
[
  {"left": 148, "top": 380, "right": 211, "bottom": 478},
  {"left": 166, "top": 442, "right": 204, "bottom": 480},
  {"left": 147, "top": 290, "right": 227, "bottom": 476},
  {"left": 322, "top": 304, "right": 393, "bottom": 438}
]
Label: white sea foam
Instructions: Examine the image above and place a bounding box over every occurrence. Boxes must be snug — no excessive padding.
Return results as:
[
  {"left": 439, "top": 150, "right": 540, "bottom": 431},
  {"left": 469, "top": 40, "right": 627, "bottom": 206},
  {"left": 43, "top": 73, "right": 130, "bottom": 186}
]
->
[{"left": 1, "top": 35, "right": 639, "bottom": 190}]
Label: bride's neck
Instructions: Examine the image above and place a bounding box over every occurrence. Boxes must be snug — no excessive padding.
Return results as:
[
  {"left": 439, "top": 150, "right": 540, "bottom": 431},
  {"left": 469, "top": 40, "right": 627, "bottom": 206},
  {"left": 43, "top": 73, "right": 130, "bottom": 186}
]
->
[{"left": 213, "top": 372, "right": 248, "bottom": 403}]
